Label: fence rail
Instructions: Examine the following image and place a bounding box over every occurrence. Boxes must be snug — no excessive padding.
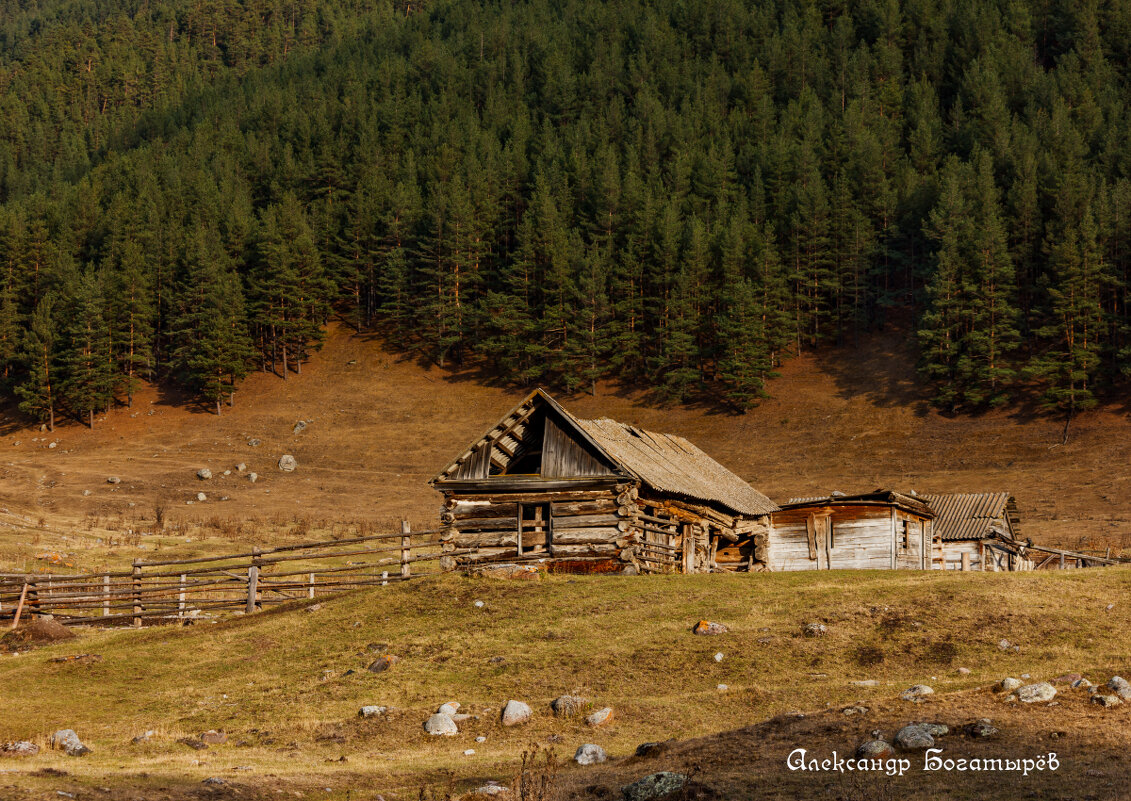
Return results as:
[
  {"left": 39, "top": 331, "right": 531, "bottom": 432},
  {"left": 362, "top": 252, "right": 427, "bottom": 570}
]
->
[{"left": 0, "top": 521, "right": 456, "bottom": 627}]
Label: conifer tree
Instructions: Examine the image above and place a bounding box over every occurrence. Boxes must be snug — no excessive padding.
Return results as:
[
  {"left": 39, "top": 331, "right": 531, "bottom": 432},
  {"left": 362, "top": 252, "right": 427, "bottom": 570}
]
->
[
  {"left": 16, "top": 294, "right": 58, "bottom": 430},
  {"left": 58, "top": 270, "right": 115, "bottom": 429}
]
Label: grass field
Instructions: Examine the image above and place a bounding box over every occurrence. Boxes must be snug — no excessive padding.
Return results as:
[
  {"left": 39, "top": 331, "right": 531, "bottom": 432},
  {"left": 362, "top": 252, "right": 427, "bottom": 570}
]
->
[{"left": 2, "top": 569, "right": 1130, "bottom": 800}]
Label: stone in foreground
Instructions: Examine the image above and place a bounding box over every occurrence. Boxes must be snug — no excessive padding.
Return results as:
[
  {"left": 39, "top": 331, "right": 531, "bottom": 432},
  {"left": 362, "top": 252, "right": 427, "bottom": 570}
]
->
[
  {"left": 501, "top": 700, "right": 533, "bottom": 726},
  {"left": 551, "top": 695, "right": 590, "bottom": 717},
  {"left": 1014, "top": 682, "right": 1056, "bottom": 703},
  {"left": 622, "top": 772, "right": 688, "bottom": 801},
  {"left": 50, "top": 730, "right": 91, "bottom": 757},
  {"left": 586, "top": 707, "right": 614, "bottom": 727},
  {"left": 894, "top": 724, "right": 934, "bottom": 751},
  {"left": 692, "top": 620, "right": 727, "bottom": 636},
  {"left": 423, "top": 713, "right": 458, "bottom": 736},
  {"left": 855, "top": 740, "right": 894, "bottom": 759},
  {"left": 575, "top": 744, "right": 607, "bottom": 765},
  {"left": 900, "top": 684, "right": 934, "bottom": 701}
]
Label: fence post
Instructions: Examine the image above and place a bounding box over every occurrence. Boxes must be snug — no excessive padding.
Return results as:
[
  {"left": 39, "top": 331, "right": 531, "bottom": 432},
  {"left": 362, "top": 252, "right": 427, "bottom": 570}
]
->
[
  {"left": 132, "top": 560, "right": 142, "bottom": 627},
  {"left": 247, "top": 547, "right": 261, "bottom": 614},
  {"left": 178, "top": 574, "right": 186, "bottom": 620},
  {"left": 308, "top": 572, "right": 315, "bottom": 600},
  {"left": 401, "top": 520, "right": 411, "bottom": 579},
  {"left": 10, "top": 582, "right": 28, "bottom": 630},
  {"left": 103, "top": 575, "right": 110, "bottom": 617}
]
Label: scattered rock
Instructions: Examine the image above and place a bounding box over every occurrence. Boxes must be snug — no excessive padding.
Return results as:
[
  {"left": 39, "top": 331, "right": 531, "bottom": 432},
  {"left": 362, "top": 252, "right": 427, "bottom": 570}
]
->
[
  {"left": 634, "top": 742, "right": 669, "bottom": 759},
  {"left": 305, "top": 603, "right": 322, "bottom": 613},
  {"left": 358, "top": 706, "right": 387, "bottom": 718},
  {"left": 475, "top": 736, "right": 487, "bottom": 743},
  {"left": 48, "top": 654, "right": 102, "bottom": 664},
  {"left": 463, "top": 749, "right": 475, "bottom": 756},
  {"left": 1091, "top": 694, "right": 1123, "bottom": 708},
  {"left": 894, "top": 724, "right": 935, "bottom": 751},
  {"left": 501, "top": 700, "right": 533, "bottom": 726},
  {"left": 197, "top": 468, "right": 212, "bottom": 480},
  {"left": 201, "top": 777, "right": 226, "bottom": 786},
  {"left": 423, "top": 713, "right": 458, "bottom": 736},
  {"left": 0, "top": 741, "right": 39, "bottom": 757},
  {"left": 622, "top": 772, "right": 688, "bottom": 801},
  {"left": 131, "top": 731, "right": 156, "bottom": 744},
  {"left": 48, "top": 442, "right": 57, "bottom": 449},
  {"left": 922, "top": 723, "right": 948, "bottom": 737},
  {"left": 1014, "top": 682, "right": 1056, "bottom": 703},
  {"left": 574, "top": 744, "right": 607, "bottom": 765},
  {"left": 200, "top": 730, "right": 227, "bottom": 745},
  {"left": 692, "top": 620, "right": 727, "bottom": 636},
  {"left": 278, "top": 455, "right": 297, "bottom": 472},
  {"left": 900, "top": 685, "right": 934, "bottom": 701},
  {"left": 50, "top": 730, "right": 90, "bottom": 757},
  {"left": 964, "top": 719, "right": 998, "bottom": 738},
  {"left": 855, "top": 740, "right": 894, "bottom": 759},
  {"left": 293, "top": 421, "right": 307, "bottom": 435},
  {"left": 1071, "top": 678, "right": 1094, "bottom": 690},
  {"left": 178, "top": 737, "right": 207, "bottom": 750},
  {"left": 998, "top": 639, "right": 1012, "bottom": 651},
  {"left": 475, "top": 563, "right": 542, "bottom": 580},
  {"left": 368, "top": 655, "right": 398, "bottom": 673},
  {"left": 106, "top": 476, "right": 120, "bottom": 484},
  {"left": 850, "top": 679, "right": 879, "bottom": 687},
  {"left": 474, "top": 600, "right": 485, "bottom": 609},
  {"left": 551, "top": 695, "right": 590, "bottom": 718},
  {"left": 1106, "top": 677, "right": 1131, "bottom": 699},
  {"left": 803, "top": 622, "right": 827, "bottom": 637},
  {"left": 956, "top": 667, "right": 971, "bottom": 675},
  {"left": 842, "top": 706, "right": 868, "bottom": 716},
  {"left": 586, "top": 707, "right": 614, "bottom": 728},
  {"left": 236, "top": 463, "right": 247, "bottom": 472},
  {"left": 247, "top": 439, "right": 261, "bottom": 447},
  {"left": 248, "top": 472, "right": 258, "bottom": 483},
  {"left": 1052, "top": 673, "right": 1081, "bottom": 685},
  {"left": 996, "top": 678, "right": 1023, "bottom": 693},
  {"left": 473, "top": 784, "right": 509, "bottom": 797},
  {"left": 716, "top": 684, "right": 728, "bottom": 692},
  {"left": 82, "top": 490, "right": 91, "bottom": 496},
  {"left": 438, "top": 702, "right": 461, "bottom": 716},
  {"left": 196, "top": 492, "right": 207, "bottom": 502},
  {"left": 488, "top": 656, "right": 506, "bottom": 665}
]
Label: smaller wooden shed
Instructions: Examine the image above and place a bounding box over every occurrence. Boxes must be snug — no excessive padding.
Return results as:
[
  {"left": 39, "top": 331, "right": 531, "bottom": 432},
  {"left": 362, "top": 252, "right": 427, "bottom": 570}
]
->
[
  {"left": 431, "top": 389, "right": 778, "bottom": 574},
  {"left": 919, "top": 493, "right": 1030, "bottom": 571},
  {"left": 770, "top": 490, "right": 936, "bottom": 571}
]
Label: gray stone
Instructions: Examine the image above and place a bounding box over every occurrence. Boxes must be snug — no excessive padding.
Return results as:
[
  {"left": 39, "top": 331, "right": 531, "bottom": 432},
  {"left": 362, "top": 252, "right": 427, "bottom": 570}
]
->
[
  {"left": 423, "top": 713, "right": 458, "bottom": 736},
  {"left": 473, "top": 784, "right": 509, "bottom": 796},
  {"left": 1071, "top": 678, "right": 1094, "bottom": 690},
  {"left": 956, "top": 667, "right": 971, "bottom": 675},
  {"left": 278, "top": 454, "right": 297, "bottom": 472},
  {"left": 200, "top": 730, "right": 227, "bottom": 745},
  {"left": 586, "top": 707, "right": 613, "bottom": 728},
  {"left": 358, "top": 706, "right": 387, "bottom": 718},
  {"left": 855, "top": 740, "right": 894, "bottom": 759},
  {"left": 248, "top": 472, "right": 258, "bottom": 483},
  {"left": 501, "top": 699, "right": 532, "bottom": 726},
  {"left": 622, "top": 772, "right": 688, "bottom": 801},
  {"left": 998, "top": 639, "right": 1012, "bottom": 651},
  {"left": 1106, "top": 676, "right": 1131, "bottom": 699},
  {"left": 131, "top": 730, "right": 156, "bottom": 744},
  {"left": 475, "top": 736, "right": 487, "bottom": 743},
  {"left": 248, "top": 439, "right": 261, "bottom": 447},
  {"left": 803, "top": 622, "right": 827, "bottom": 637},
  {"left": 851, "top": 680, "right": 880, "bottom": 687},
  {"left": 1015, "top": 682, "right": 1056, "bottom": 703},
  {"left": 107, "top": 476, "right": 120, "bottom": 484},
  {"left": 964, "top": 720, "right": 998, "bottom": 738},
  {"left": 0, "top": 741, "right": 39, "bottom": 757},
  {"left": 900, "top": 685, "right": 934, "bottom": 701},
  {"left": 196, "top": 468, "right": 212, "bottom": 480},
  {"left": 922, "top": 723, "right": 948, "bottom": 737},
  {"left": 293, "top": 421, "right": 307, "bottom": 435},
  {"left": 236, "top": 463, "right": 247, "bottom": 472},
  {"left": 1092, "top": 694, "right": 1123, "bottom": 708},
  {"left": 842, "top": 706, "right": 868, "bottom": 716},
  {"left": 894, "top": 724, "right": 935, "bottom": 751},
  {"left": 996, "top": 677, "right": 1023, "bottom": 693},
  {"left": 692, "top": 621, "right": 727, "bottom": 636},
  {"left": 50, "top": 729, "right": 91, "bottom": 757},
  {"left": 574, "top": 744, "right": 607, "bottom": 765},
  {"left": 202, "top": 778, "right": 226, "bottom": 786},
  {"left": 634, "top": 742, "right": 669, "bottom": 758},
  {"left": 196, "top": 492, "right": 207, "bottom": 502},
  {"left": 437, "top": 702, "right": 461, "bottom": 716},
  {"left": 551, "top": 695, "right": 590, "bottom": 717},
  {"left": 368, "top": 655, "right": 398, "bottom": 673}
]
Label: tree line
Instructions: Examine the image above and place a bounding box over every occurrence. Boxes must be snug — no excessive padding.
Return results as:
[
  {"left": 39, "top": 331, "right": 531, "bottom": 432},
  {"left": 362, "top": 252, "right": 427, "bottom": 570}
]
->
[{"left": 1, "top": 0, "right": 1130, "bottom": 428}]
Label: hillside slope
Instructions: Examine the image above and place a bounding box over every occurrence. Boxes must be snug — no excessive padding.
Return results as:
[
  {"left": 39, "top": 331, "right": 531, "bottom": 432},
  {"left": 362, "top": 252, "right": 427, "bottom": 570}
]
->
[{"left": 0, "top": 321, "right": 1128, "bottom": 573}]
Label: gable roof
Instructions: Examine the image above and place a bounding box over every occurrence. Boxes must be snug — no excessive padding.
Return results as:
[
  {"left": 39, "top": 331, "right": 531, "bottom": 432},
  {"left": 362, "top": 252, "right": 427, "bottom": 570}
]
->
[
  {"left": 780, "top": 489, "right": 935, "bottom": 518},
  {"left": 919, "top": 493, "right": 1018, "bottom": 541},
  {"left": 432, "top": 389, "right": 778, "bottom": 517}
]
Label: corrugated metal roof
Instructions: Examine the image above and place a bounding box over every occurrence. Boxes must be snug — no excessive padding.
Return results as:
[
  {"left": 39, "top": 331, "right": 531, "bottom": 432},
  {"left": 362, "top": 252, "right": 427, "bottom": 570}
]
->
[
  {"left": 571, "top": 416, "right": 779, "bottom": 517},
  {"left": 780, "top": 490, "right": 934, "bottom": 518},
  {"left": 920, "top": 493, "right": 1015, "bottom": 541}
]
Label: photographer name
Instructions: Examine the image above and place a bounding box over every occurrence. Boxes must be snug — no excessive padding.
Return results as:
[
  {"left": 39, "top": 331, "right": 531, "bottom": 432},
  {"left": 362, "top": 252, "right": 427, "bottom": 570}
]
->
[{"left": 787, "top": 748, "right": 1060, "bottom": 777}]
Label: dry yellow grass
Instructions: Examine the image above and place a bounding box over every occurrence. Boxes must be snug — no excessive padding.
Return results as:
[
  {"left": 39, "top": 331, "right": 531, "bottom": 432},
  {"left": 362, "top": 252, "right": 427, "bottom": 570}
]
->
[{"left": 2, "top": 568, "right": 1129, "bottom": 800}]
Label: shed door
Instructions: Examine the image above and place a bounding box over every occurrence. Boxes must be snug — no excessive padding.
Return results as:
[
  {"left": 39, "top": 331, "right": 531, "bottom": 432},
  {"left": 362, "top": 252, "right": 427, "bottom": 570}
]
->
[{"left": 807, "top": 514, "right": 833, "bottom": 569}]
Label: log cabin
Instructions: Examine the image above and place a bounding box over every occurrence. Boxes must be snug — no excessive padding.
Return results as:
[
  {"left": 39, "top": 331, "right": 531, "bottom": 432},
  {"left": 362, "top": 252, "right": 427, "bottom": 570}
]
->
[
  {"left": 431, "top": 389, "right": 778, "bottom": 574},
  {"left": 768, "top": 491, "right": 936, "bottom": 571},
  {"left": 919, "top": 493, "right": 1032, "bottom": 571}
]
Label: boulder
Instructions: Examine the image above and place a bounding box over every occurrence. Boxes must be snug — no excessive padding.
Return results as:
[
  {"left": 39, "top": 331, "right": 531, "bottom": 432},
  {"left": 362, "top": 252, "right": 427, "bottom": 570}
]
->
[
  {"left": 438, "top": 702, "right": 461, "bottom": 716},
  {"left": 202, "top": 778, "right": 226, "bottom": 787},
  {"left": 586, "top": 707, "right": 614, "bottom": 728},
  {"left": 996, "top": 677, "right": 1023, "bottom": 693},
  {"left": 1071, "top": 678, "right": 1094, "bottom": 690},
  {"left": 131, "top": 730, "right": 156, "bottom": 744},
  {"left": 964, "top": 720, "right": 998, "bottom": 738},
  {"left": 200, "top": 730, "right": 227, "bottom": 745},
  {"left": 278, "top": 454, "right": 297, "bottom": 472},
  {"left": 900, "top": 685, "right": 934, "bottom": 701},
  {"left": 1014, "top": 682, "right": 1056, "bottom": 703},
  {"left": 107, "top": 476, "right": 120, "bottom": 484},
  {"left": 998, "top": 639, "right": 1012, "bottom": 651},
  {"left": 802, "top": 622, "right": 827, "bottom": 637},
  {"left": 574, "top": 744, "right": 607, "bottom": 765},
  {"left": 1106, "top": 676, "right": 1131, "bottom": 699},
  {"left": 894, "top": 724, "right": 935, "bottom": 751},
  {"left": 501, "top": 700, "right": 532, "bottom": 726},
  {"left": 622, "top": 772, "right": 688, "bottom": 801},
  {"left": 359, "top": 706, "right": 387, "bottom": 718},
  {"left": 922, "top": 723, "right": 948, "bottom": 737},
  {"left": 1092, "top": 694, "right": 1123, "bottom": 708},
  {"left": 692, "top": 621, "right": 727, "bottom": 636},
  {"left": 196, "top": 468, "right": 212, "bottom": 480},
  {"left": 293, "top": 421, "right": 307, "bottom": 435},
  {"left": 236, "top": 463, "right": 247, "bottom": 472},
  {"left": 423, "top": 713, "right": 458, "bottom": 736},
  {"left": 713, "top": 652, "right": 724, "bottom": 662},
  {"left": 551, "top": 695, "right": 590, "bottom": 718},
  {"left": 634, "top": 742, "right": 669, "bottom": 759},
  {"left": 196, "top": 492, "right": 207, "bottom": 502},
  {"left": 247, "top": 439, "right": 261, "bottom": 447},
  {"left": 0, "top": 741, "right": 39, "bottom": 757},
  {"left": 854, "top": 740, "right": 894, "bottom": 759},
  {"left": 50, "top": 729, "right": 91, "bottom": 757},
  {"left": 956, "top": 667, "right": 971, "bottom": 675},
  {"left": 473, "top": 784, "right": 509, "bottom": 796},
  {"left": 368, "top": 655, "right": 399, "bottom": 673},
  {"left": 248, "top": 472, "right": 258, "bottom": 483}
]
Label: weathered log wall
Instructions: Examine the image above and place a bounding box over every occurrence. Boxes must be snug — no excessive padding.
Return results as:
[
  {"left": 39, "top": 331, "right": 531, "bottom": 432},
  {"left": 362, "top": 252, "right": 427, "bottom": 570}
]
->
[{"left": 769, "top": 506, "right": 900, "bottom": 571}]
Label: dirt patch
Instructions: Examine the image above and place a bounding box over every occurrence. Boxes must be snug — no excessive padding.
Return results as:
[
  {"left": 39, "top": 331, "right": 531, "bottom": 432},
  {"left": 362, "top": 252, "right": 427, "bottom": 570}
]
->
[{"left": 1, "top": 617, "right": 76, "bottom": 649}]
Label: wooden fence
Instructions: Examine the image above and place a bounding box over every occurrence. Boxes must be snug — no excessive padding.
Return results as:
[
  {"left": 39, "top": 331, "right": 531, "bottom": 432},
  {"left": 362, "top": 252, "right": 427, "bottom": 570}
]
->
[{"left": 0, "top": 521, "right": 465, "bottom": 627}]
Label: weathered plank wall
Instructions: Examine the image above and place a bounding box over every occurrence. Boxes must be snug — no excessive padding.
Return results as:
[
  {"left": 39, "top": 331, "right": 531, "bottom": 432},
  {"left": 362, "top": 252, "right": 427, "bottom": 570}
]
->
[
  {"left": 939, "top": 540, "right": 983, "bottom": 571},
  {"left": 768, "top": 506, "right": 895, "bottom": 571}
]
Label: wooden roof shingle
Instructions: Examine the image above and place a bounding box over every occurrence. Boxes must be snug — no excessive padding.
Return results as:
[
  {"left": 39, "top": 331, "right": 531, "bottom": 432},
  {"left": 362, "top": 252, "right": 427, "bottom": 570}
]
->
[{"left": 919, "top": 492, "right": 1018, "bottom": 541}]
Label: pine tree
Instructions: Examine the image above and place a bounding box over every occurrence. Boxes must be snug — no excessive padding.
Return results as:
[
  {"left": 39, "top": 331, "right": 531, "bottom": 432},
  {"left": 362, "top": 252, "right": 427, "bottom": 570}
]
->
[
  {"left": 106, "top": 240, "right": 155, "bottom": 407},
  {"left": 58, "top": 270, "right": 115, "bottom": 429},
  {"left": 16, "top": 294, "right": 58, "bottom": 430}
]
